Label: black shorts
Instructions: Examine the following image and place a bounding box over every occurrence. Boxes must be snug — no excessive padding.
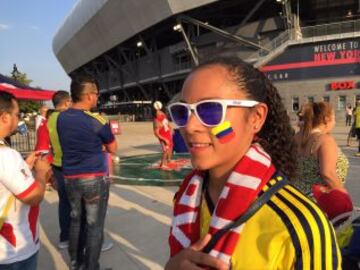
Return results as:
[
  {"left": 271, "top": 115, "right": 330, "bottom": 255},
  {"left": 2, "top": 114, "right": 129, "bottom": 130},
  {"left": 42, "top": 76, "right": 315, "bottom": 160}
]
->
[{"left": 356, "top": 128, "right": 360, "bottom": 140}]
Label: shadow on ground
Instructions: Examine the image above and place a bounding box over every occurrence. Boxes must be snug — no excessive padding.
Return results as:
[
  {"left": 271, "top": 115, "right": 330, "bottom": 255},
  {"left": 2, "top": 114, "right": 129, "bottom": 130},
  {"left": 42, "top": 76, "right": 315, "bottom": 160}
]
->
[{"left": 39, "top": 183, "right": 176, "bottom": 270}]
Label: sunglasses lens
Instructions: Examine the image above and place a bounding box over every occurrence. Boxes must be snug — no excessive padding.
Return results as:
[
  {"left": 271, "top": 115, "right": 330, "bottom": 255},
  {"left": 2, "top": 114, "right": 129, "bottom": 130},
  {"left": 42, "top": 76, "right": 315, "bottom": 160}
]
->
[
  {"left": 170, "top": 104, "right": 189, "bottom": 127},
  {"left": 197, "top": 102, "right": 223, "bottom": 126}
]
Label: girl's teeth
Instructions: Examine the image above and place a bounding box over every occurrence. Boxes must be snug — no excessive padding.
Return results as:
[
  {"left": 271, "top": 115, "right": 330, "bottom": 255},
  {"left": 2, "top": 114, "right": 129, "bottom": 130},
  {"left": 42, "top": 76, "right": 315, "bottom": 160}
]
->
[{"left": 192, "top": 143, "right": 209, "bottom": 147}]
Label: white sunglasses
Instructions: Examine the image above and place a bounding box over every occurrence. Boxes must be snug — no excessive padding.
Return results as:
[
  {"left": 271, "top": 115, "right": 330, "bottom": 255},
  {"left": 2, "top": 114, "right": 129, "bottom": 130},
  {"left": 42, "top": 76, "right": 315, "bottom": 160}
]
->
[{"left": 168, "top": 99, "right": 259, "bottom": 128}]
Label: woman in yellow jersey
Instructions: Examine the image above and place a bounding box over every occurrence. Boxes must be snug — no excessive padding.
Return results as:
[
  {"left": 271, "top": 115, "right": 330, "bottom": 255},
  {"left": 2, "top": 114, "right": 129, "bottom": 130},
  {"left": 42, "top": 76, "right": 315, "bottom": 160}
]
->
[{"left": 165, "top": 57, "right": 341, "bottom": 270}]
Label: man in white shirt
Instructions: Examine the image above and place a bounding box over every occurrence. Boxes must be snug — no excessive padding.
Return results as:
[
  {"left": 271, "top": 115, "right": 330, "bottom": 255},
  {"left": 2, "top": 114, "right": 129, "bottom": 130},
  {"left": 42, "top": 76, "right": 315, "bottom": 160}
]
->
[{"left": 0, "top": 91, "right": 50, "bottom": 269}]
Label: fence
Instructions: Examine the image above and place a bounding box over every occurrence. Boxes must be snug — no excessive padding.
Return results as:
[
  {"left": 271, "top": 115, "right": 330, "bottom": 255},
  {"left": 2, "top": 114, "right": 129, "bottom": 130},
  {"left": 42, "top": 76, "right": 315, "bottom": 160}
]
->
[
  {"left": 247, "top": 19, "right": 360, "bottom": 65},
  {"left": 9, "top": 130, "right": 36, "bottom": 154},
  {"left": 301, "top": 19, "right": 360, "bottom": 40}
]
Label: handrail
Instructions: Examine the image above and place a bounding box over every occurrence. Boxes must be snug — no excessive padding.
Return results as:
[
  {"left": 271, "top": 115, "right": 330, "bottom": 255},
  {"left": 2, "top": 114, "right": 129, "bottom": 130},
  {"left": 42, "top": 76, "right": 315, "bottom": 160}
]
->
[
  {"left": 248, "top": 19, "right": 360, "bottom": 66},
  {"left": 247, "top": 30, "right": 291, "bottom": 61},
  {"left": 301, "top": 19, "right": 360, "bottom": 39}
]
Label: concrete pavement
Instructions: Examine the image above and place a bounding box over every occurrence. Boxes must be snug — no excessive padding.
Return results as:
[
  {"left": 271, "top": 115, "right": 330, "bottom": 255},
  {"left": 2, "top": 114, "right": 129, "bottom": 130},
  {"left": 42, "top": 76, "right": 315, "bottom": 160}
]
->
[
  {"left": 38, "top": 122, "right": 360, "bottom": 269},
  {"left": 39, "top": 122, "right": 175, "bottom": 270}
]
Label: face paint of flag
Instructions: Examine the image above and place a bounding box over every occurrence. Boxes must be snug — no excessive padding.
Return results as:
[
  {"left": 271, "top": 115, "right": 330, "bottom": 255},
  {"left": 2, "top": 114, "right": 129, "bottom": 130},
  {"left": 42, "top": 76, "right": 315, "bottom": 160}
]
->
[{"left": 211, "top": 121, "right": 235, "bottom": 144}]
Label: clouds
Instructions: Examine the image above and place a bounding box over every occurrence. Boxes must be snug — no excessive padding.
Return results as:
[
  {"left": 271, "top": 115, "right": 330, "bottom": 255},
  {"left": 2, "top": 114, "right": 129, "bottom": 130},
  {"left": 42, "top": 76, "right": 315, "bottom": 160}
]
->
[
  {"left": 0, "top": 24, "right": 10, "bottom": 31},
  {"left": 0, "top": 23, "right": 40, "bottom": 31},
  {"left": 30, "top": 25, "right": 40, "bottom": 31}
]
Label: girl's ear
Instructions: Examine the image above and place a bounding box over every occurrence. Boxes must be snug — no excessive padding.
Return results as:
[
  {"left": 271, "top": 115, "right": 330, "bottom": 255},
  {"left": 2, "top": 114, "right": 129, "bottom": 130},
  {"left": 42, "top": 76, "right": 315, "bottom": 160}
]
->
[
  {"left": 251, "top": 103, "right": 268, "bottom": 134},
  {"left": 323, "top": 115, "right": 330, "bottom": 125}
]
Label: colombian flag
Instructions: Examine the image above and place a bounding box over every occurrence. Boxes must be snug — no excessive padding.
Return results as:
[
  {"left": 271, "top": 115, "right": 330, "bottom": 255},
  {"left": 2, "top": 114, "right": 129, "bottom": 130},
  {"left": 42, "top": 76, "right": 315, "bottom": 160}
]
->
[{"left": 211, "top": 121, "right": 235, "bottom": 144}]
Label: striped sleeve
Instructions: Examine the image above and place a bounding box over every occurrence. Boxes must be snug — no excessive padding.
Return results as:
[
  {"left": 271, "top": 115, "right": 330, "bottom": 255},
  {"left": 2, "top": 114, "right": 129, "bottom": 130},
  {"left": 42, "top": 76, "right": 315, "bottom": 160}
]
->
[
  {"left": 84, "top": 111, "right": 115, "bottom": 144},
  {"left": 0, "top": 148, "right": 37, "bottom": 198},
  {"left": 267, "top": 184, "right": 341, "bottom": 270}
]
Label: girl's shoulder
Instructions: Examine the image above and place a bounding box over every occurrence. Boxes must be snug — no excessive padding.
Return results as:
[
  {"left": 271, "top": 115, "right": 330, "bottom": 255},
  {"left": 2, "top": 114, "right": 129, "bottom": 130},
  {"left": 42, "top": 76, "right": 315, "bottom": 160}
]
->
[{"left": 316, "top": 133, "right": 336, "bottom": 146}]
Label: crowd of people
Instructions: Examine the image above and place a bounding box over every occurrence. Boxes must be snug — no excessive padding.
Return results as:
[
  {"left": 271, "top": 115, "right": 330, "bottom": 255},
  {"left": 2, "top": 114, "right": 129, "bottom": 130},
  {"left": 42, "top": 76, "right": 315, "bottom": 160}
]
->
[
  {"left": 0, "top": 55, "right": 359, "bottom": 269},
  {"left": 0, "top": 76, "right": 117, "bottom": 270}
]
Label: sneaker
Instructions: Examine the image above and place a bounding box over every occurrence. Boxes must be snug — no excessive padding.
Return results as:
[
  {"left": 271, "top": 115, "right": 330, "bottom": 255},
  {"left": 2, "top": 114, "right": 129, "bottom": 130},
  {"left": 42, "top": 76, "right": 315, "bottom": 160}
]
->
[
  {"left": 70, "top": 260, "right": 78, "bottom": 270},
  {"left": 355, "top": 152, "right": 360, "bottom": 157},
  {"left": 101, "top": 238, "right": 114, "bottom": 252},
  {"left": 58, "top": 240, "right": 69, "bottom": 249},
  {"left": 46, "top": 183, "right": 53, "bottom": 191}
]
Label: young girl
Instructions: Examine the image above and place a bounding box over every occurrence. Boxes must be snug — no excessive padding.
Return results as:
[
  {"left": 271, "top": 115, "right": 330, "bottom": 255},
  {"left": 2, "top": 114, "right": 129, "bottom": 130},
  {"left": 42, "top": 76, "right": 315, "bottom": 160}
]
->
[
  {"left": 165, "top": 57, "right": 341, "bottom": 270},
  {"left": 153, "top": 101, "right": 173, "bottom": 169}
]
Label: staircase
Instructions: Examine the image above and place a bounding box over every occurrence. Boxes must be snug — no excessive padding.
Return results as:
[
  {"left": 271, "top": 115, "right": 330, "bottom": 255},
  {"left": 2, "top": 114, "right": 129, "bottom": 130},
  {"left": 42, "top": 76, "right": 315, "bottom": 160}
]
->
[
  {"left": 246, "top": 30, "right": 292, "bottom": 67},
  {"left": 247, "top": 19, "right": 360, "bottom": 68}
]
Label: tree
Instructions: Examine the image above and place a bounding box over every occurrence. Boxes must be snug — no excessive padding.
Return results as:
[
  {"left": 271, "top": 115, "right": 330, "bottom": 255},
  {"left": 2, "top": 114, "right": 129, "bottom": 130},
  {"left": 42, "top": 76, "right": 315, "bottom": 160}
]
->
[
  {"left": 11, "top": 64, "right": 39, "bottom": 113},
  {"left": 11, "top": 64, "right": 33, "bottom": 85}
]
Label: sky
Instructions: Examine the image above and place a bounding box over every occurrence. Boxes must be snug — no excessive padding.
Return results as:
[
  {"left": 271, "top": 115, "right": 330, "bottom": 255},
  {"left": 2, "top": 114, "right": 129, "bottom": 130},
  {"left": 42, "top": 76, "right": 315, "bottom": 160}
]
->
[{"left": 0, "top": 0, "right": 77, "bottom": 91}]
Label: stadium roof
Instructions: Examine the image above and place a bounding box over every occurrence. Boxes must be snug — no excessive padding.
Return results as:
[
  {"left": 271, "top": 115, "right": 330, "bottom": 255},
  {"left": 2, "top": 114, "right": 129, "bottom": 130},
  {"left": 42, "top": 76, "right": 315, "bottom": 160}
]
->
[{"left": 53, "top": 0, "right": 218, "bottom": 74}]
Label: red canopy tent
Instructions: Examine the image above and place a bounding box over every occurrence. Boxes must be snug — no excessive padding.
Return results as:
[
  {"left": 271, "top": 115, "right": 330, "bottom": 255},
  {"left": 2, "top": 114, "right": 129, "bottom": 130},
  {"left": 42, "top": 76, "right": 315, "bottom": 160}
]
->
[
  {"left": 0, "top": 74, "right": 56, "bottom": 101},
  {"left": 0, "top": 83, "right": 55, "bottom": 101}
]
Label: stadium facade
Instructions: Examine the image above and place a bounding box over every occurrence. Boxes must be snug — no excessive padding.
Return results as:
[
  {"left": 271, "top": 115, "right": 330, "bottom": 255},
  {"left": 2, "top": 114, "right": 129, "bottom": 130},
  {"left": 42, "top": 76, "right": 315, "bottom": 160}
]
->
[{"left": 53, "top": 0, "right": 360, "bottom": 123}]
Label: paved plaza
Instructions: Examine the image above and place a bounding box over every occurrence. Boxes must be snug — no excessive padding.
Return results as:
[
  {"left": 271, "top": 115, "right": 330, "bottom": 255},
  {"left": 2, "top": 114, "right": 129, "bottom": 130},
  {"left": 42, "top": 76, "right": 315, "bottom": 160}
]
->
[{"left": 38, "top": 122, "right": 360, "bottom": 270}]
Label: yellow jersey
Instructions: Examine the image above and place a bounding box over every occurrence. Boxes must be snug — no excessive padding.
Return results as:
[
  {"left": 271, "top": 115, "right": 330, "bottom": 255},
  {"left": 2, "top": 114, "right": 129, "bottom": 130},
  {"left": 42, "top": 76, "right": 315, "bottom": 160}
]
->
[{"left": 200, "top": 179, "right": 341, "bottom": 270}]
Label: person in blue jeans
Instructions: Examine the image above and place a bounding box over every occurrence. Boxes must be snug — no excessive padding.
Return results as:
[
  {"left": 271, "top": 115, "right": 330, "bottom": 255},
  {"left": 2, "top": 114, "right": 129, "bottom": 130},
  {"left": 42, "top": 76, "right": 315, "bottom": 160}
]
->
[
  {"left": 342, "top": 219, "right": 360, "bottom": 270},
  {"left": 47, "top": 90, "right": 72, "bottom": 249},
  {"left": 0, "top": 252, "right": 38, "bottom": 270},
  {"left": 57, "top": 76, "right": 117, "bottom": 270}
]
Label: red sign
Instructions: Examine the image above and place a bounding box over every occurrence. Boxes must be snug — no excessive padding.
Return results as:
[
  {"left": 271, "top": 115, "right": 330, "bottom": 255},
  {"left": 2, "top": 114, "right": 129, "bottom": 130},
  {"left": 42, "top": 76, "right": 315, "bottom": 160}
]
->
[
  {"left": 110, "top": 120, "right": 121, "bottom": 135},
  {"left": 330, "top": 81, "right": 355, "bottom": 91}
]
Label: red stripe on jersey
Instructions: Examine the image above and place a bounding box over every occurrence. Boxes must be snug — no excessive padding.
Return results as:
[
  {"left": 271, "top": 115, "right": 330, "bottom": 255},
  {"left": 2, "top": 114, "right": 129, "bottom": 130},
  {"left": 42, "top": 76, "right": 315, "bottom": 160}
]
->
[
  {"left": 17, "top": 182, "right": 40, "bottom": 200},
  {"left": 28, "top": 205, "right": 39, "bottom": 241},
  {"left": 0, "top": 223, "right": 16, "bottom": 246}
]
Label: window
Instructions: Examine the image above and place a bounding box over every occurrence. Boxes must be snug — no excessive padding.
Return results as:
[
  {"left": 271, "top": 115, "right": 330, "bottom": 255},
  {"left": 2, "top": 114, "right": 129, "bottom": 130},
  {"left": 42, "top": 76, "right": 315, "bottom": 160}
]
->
[
  {"left": 323, "top": 96, "right": 330, "bottom": 102},
  {"left": 173, "top": 52, "right": 191, "bottom": 70},
  {"left": 338, "top": 96, "right": 346, "bottom": 110},
  {"left": 292, "top": 97, "right": 299, "bottom": 112},
  {"left": 308, "top": 96, "right": 314, "bottom": 103}
]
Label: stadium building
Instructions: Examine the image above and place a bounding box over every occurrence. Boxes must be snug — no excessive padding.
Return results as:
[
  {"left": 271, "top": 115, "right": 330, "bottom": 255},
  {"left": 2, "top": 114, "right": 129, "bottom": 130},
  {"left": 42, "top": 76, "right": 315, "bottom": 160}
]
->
[{"left": 53, "top": 0, "right": 360, "bottom": 123}]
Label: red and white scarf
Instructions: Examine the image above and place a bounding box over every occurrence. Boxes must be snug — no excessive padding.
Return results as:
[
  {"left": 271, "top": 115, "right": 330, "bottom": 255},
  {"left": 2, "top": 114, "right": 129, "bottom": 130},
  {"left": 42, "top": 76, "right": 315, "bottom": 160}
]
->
[{"left": 169, "top": 143, "right": 275, "bottom": 265}]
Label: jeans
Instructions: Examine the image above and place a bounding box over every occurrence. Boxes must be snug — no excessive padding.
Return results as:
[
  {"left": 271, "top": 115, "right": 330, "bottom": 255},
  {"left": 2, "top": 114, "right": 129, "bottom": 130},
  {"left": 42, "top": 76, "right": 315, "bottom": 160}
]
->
[
  {"left": 346, "top": 115, "right": 352, "bottom": 126},
  {"left": 0, "top": 252, "right": 38, "bottom": 270},
  {"left": 52, "top": 165, "right": 71, "bottom": 242},
  {"left": 343, "top": 225, "right": 360, "bottom": 258},
  {"left": 65, "top": 176, "right": 110, "bottom": 270}
]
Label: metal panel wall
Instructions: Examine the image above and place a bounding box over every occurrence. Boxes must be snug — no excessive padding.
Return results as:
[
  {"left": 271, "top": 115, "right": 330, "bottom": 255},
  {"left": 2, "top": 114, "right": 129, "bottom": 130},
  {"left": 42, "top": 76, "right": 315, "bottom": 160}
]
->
[{"left": 53, "top": 0, "right": 217, "bottom": 73}]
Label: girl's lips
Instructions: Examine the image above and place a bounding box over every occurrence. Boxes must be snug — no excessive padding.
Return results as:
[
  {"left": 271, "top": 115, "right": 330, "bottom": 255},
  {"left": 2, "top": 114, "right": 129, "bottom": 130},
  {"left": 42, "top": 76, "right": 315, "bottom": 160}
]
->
[
  {"left": 189, "top": 143, "right": 212, "bottom": 147},
  {"left": 188, "top": 142, "right": 212, "bottom": 153}
]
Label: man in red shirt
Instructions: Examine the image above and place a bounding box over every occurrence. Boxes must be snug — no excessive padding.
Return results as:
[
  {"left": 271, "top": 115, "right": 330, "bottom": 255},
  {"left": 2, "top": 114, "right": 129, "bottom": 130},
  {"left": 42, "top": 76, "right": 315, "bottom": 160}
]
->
[{"left": 35, "top": 109, "right": 54, "bottom": 164}]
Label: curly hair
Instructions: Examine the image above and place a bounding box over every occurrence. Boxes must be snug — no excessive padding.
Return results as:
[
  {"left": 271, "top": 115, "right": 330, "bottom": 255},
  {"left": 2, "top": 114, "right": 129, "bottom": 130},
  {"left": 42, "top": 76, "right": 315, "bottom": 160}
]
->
[
  {"left": 300, "top": 101, "right": 333, "bottom": 148},
  {"left": 193, "top": 57, "right": 297, "bottom": 180}
]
